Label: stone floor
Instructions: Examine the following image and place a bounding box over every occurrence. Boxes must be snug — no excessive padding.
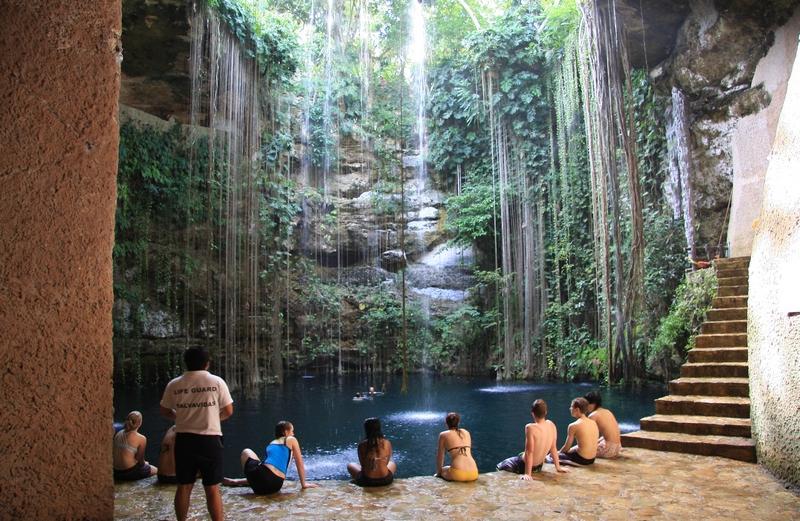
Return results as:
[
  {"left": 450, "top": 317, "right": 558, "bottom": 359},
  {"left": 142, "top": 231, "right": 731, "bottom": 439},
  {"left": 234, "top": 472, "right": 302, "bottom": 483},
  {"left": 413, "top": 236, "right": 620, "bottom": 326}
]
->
[{"left": 115, "top": 448, "right": 799, "bottom": 520}]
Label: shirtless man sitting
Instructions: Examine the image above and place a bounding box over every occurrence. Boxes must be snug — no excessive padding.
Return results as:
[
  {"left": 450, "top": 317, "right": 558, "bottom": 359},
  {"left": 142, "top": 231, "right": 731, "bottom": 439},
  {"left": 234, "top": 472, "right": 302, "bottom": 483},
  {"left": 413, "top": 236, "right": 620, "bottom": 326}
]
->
[
  {"left": 556, "top": 397, "right": 599, "bottom": 466},
  {"left": 584, "top": 391, "right": 622, "bottom": 459},
  {"left": 496, "top": 399, "right": 568, "bottom": 479},
  {"left": 157, "top": 425, "right": 178, "bottom": 484}
]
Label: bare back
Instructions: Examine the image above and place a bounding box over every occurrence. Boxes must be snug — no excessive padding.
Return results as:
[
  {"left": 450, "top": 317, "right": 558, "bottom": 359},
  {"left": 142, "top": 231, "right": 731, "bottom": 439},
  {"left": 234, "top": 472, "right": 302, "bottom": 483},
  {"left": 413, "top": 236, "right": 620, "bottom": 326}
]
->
[
  {"left": 158, "top": 426, "right": 177, "bottom": 476},
  {"left": 113, "top": 430, "right": 145, "bottom": 470},
  {"left": 570, "top": 418, "right": 599, "bottom": 459},
  {"left": 440, "top": 428, "right": 477, "bottom": 471},
  {"left": 358, "top": 438, "right": 393, "bottom": 478},
  {"left": 589, "top": 408, "right": 620, "bottom": 444},
  {"left": 525, "top": 419, "right": 557, "bottom": 467}
]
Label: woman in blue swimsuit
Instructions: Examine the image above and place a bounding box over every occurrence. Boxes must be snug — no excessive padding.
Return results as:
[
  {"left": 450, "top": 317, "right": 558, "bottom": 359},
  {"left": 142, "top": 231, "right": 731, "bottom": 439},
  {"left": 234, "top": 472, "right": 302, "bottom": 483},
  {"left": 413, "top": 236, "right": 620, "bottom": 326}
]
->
[{"left": 223, "top": 421, "right": 318, "bottom": 494}]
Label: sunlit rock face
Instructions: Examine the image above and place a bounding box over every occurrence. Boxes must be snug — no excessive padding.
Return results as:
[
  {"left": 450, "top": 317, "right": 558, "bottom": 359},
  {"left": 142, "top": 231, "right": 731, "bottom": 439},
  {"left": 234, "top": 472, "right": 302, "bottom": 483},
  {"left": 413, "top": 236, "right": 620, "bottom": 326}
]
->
[
  {"left": 646, "top": 0, "right": 799, "bottom": 253},
  {"left": 748, "top": 42, "right": 800, "bottom": 487}
]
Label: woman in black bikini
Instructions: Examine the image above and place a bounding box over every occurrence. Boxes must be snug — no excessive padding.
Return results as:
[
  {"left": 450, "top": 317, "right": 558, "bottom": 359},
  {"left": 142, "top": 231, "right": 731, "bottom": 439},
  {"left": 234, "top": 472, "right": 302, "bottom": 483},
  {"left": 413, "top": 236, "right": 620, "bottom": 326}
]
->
[{"left": 347, "top": 417, "right": 397, "bottom": 487}]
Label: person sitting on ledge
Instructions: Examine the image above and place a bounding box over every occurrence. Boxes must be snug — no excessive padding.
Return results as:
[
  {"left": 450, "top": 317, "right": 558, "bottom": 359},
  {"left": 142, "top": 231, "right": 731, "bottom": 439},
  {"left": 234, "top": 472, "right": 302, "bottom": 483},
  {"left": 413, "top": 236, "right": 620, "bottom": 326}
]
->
[
  {"left": 553, "top": 397, "right": 598, "bottom": 466},
  {"left": 347, "top": 417, "right": 397, "bottom": 487},
  {"left": 222, "top": 420, "right": 317, "bottom": 494},
  {"left": 584, "top": 391, "right": 622, "bottom": 459},
  {"left": 435, "top": 412, "right": 478, "bottom": 482},
  {"left": 113, "top": 410, "right": 158, "bottom": 481},
  {"left": 497, "top": 399, "right": 567, "bottom": 479},
  {"left": 157, "top": 425, "right": 178, "bottom": 484}
]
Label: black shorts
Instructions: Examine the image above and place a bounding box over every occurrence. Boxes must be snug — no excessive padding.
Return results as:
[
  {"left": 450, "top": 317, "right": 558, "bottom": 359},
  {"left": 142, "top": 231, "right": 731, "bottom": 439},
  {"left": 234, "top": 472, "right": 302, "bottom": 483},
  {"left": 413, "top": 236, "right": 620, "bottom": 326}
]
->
[
  {"left": 244, "top": 458, "right": 285, "bottom": 495},
  {"left": 496, "top": 455, "right": 542, "bottom": 474},
  {"left": 558, "top": 450, "right": 595, "bottom": 466},
  {"left": 354, "top": 471, "right": 393, "bottom": 487},
  {"left": 157, "top": 474, "right": 179, "bottom": 485},
  {"left": 174, "top": 433, "right": 224, "bottom": 486},
  {"left": 114, "top": 462, "right": 152, "bottom": 481}
]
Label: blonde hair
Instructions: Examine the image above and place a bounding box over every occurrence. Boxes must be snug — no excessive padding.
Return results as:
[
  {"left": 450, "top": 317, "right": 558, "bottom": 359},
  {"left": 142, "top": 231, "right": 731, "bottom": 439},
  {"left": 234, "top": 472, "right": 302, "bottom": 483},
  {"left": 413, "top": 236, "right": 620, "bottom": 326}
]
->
[{"left": 124, "top": 411, "right": 143, "bottom": 432}]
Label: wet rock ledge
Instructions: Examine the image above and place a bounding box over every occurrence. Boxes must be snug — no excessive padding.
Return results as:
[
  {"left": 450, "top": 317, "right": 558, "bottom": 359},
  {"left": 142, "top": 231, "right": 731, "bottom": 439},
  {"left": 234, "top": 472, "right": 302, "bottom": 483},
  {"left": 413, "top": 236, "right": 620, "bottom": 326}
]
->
[{"left": 115, "top": 448, "right": 799, "bottom": 520}]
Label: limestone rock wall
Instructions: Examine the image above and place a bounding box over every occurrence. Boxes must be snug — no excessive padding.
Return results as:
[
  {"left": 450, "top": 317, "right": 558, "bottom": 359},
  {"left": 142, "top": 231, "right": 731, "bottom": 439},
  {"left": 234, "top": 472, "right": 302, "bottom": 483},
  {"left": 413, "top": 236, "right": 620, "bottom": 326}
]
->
[
  {"left": 652, "top": 0, "right": 800, "bottom": 253},
  {"left": 728, "top": 12, "right": 800, "bottom": 256},
  {"left": 748, "top": 34, "right": 800, "bottom": 487},
  {"left": 0, "top": 1, "right": 120, "bottom": 518}
]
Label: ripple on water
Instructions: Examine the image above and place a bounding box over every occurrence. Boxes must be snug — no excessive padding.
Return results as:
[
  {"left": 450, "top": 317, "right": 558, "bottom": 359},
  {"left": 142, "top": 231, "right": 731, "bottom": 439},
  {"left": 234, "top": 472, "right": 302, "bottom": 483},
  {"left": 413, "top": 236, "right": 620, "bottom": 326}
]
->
[{"left": 476, "top": 385, "right": 547, "bottom": 394}]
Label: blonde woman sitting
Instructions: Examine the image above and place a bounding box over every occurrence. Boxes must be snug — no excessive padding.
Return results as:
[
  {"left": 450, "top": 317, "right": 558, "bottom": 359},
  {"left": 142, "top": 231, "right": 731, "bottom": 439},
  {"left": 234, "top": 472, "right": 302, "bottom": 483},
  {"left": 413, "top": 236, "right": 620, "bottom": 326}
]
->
[
  {"left": 436, "top": 412, "right": 478, "bottom": 482},
  {"left": 113, "top": 411, "right": 158, "bottom": 481}
]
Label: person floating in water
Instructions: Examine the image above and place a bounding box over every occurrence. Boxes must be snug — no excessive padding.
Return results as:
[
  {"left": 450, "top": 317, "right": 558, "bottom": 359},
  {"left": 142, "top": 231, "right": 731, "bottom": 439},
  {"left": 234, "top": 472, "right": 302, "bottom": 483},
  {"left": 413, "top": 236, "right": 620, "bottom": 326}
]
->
[
  {"left": 555, "top": 397, "right": 598, "bottom": 466},
  {"left": 223, "top": 421, "right": 317, "bottom": 494},
  {"left": 353, "top": 392, "right": 364, "bottom": 401},
  {"left": 584, "top": 391, "right": 622, "bottom": 459},
  {"left": 497, "top": 399, "right": 567, "bottom": 479},
  {"left": 435, "top": 412, "right": 478, "bottom": 482},
  {"left": 347, "top": 417, "right": 396, "bottom": 487},
  {"left": 113, "top": 410, "right": 158, "bottom": 481}
]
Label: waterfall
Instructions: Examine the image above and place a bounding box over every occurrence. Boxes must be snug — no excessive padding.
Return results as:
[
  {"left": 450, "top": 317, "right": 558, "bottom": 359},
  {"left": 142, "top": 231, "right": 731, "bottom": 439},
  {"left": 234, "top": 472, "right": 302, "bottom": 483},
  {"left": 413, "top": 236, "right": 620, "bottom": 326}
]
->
[
  {"left": 666, "top": 86, "right": 696, "bottom": 256},
  {"left": 188, "top": 2, "right": 265, "bottom": 390},
  {"left": 408, "top": 0, "right": 428, "bottom": 194}
]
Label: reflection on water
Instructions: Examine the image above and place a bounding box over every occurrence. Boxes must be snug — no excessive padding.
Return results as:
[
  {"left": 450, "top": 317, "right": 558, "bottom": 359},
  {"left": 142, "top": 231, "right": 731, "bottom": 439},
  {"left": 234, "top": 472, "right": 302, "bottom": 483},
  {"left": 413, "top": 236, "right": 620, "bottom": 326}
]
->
[
  {"left": 618, "top": 422, "right": 639, "bottom": 433},
  {"left": 113, "top": 374, "right": 663, "bottom": 479}
]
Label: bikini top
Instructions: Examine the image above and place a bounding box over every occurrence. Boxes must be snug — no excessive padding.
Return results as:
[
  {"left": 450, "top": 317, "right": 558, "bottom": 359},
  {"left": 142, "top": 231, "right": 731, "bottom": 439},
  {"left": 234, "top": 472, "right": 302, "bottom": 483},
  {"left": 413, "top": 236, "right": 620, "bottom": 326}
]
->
[
  {"left": 114, "top": 430, "right": 138, "bottom": 455},
  {"left": 263, "top": 438, "right": 291, "bottom": 474},
  {"left": 447, "top": 445, "right": 472, "bottom": 456}
]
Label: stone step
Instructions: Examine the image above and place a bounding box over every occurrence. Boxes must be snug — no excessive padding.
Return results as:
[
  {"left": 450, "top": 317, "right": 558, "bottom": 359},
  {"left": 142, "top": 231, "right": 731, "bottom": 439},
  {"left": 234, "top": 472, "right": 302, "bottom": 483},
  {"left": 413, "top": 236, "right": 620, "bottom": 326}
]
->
[
  {"left": 714, "top": 257, "right": 751, "bottom": 269},
  {"left": 717, "top": 285, "right": 749, "bottom": 297},
  {"left": 669, "top": 377, "right": 749, "bottom": 397},
  {"left": 706, "top": 308, "right": 747, "bottom": 321},
  {"left": 639, "top": 414, "right": 752, "bottom": 437},
  {"left": 716, "top": 268, "right": 748, "bottom": 279},
  {"left": 701, "top": 320, "right": 747, "bottom": 334},
  {"left": 716, "top": 276, "right": 748, "bottom": 287},
  {"left": 655, "top": 395, "right": 750, "bottom": 418},
  {"left": 688, "top": 348, "right": 748, "bottom": 363},
  {"left": 681, "top": 362, "right": 749, "bottom": 378},
  {"left": 712, "top": 296, "right": 748, "bottom": 309},
  {"left": 620, "top": 431, "right": 756, "bottom": 462},
  {"left": 695, "top": 333, "right": 747, "bottom": 348}
]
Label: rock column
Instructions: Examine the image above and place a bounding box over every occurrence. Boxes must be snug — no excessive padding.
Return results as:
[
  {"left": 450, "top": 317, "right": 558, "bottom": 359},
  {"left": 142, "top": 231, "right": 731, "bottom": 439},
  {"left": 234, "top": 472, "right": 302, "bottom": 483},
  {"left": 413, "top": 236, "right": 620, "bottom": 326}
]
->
[{"left": 0, "top": 1, "right": 120, "bottom": 518}]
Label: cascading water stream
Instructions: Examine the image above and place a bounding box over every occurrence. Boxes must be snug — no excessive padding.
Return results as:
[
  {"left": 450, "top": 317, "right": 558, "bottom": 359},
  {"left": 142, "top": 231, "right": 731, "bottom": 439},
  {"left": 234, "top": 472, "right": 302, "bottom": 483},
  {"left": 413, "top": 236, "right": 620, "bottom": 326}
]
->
[
  {"left": 408, "top": 0, "right": 428, "bottom": 195},
  {"left": 666, "top": 86, "right": 696, "bottom": 256}
]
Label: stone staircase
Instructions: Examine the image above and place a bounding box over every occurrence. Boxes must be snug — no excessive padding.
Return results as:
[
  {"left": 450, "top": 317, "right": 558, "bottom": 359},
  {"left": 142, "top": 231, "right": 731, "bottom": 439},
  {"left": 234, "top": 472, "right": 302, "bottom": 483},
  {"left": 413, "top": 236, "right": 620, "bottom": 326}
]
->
[{"left": 622, "top": 257, "right": 756, "bottom": 462}]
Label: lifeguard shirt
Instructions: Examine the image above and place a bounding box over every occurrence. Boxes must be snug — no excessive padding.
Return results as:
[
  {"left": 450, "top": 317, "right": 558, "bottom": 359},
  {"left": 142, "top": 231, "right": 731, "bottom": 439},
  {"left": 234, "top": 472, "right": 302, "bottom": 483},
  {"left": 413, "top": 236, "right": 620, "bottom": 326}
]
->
[{"left": 160, "top": 370, "right": 233, "bottom": 436}]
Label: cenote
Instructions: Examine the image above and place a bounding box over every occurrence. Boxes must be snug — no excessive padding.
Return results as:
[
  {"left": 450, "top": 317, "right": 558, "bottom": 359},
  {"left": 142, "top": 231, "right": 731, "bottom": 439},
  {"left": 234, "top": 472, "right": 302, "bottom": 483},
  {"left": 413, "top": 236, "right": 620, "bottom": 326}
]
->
[{"left": 114, "top": 374, "right": 663, "bottom": 479}]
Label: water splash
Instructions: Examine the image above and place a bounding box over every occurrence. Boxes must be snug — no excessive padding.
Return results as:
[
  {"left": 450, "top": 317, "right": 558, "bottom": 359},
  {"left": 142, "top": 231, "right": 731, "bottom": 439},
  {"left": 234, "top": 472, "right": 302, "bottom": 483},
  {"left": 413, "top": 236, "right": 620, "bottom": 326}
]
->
[
  {"left": 476, "top": 384, "right": 548, "bottom": 394},
  {"left": 386, "top": 410, "right": 444, "bottom": 423}
]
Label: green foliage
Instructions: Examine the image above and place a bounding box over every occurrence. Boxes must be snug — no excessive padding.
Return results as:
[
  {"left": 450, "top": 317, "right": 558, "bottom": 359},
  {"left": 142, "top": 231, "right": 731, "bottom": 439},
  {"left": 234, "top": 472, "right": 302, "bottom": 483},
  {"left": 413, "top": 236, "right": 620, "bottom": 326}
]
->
[
  {"left": 114, "top": 122, "right": 212, "bottom": 318},
  {"left": 648, "top": 269, "right": 718, "bottom": 378},
  {"left": 428, "top": 305, "right": 494, "bottom": 372},
  {"left": 206, "top": 0, "right": 300, "bottom": 83}
]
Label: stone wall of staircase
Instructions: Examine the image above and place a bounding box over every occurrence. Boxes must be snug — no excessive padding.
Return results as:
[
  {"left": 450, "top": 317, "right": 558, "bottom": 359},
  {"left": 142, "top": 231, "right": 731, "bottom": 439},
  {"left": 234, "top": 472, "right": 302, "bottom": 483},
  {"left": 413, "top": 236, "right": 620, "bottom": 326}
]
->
[{"left": 622, "top": 257, "right": 756, "bottom": 462}]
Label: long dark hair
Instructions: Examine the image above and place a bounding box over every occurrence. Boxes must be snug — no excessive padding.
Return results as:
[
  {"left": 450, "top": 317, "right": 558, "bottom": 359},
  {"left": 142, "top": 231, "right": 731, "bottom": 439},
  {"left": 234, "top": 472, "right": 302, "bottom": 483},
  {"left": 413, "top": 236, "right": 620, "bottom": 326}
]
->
[
  {"left": 275, "top": 420, "right": 292, "bottom": 439},
  {"left": 446, "top": 412, "right": 463, "bottom": 439},
  {"left": 363, "top": 417, "right": 383, "bottom": 449}
]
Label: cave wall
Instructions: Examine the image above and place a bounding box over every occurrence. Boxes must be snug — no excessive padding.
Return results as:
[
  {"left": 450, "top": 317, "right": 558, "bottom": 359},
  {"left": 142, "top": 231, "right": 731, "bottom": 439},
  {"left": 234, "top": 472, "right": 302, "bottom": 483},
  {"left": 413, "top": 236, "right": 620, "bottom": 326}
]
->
[
  {"left": 0, "top": 0, "right": 120, "bottom": 518},
  {"left": 651, "top": 0, "right": 800, "bottom": 254},
  {"left": 728, "top": 12, "right": 800, "bottom": 256},
  {"left": 748, "top": 35, "right": 800, "bottom": 487}
]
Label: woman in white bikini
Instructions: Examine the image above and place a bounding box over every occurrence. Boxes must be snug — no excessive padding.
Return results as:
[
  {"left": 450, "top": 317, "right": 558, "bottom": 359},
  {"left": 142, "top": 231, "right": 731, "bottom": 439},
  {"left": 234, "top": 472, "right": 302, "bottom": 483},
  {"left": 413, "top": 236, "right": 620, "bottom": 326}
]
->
[{"left": 113, "top": 410, "right": 158, "bottom": 481}]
